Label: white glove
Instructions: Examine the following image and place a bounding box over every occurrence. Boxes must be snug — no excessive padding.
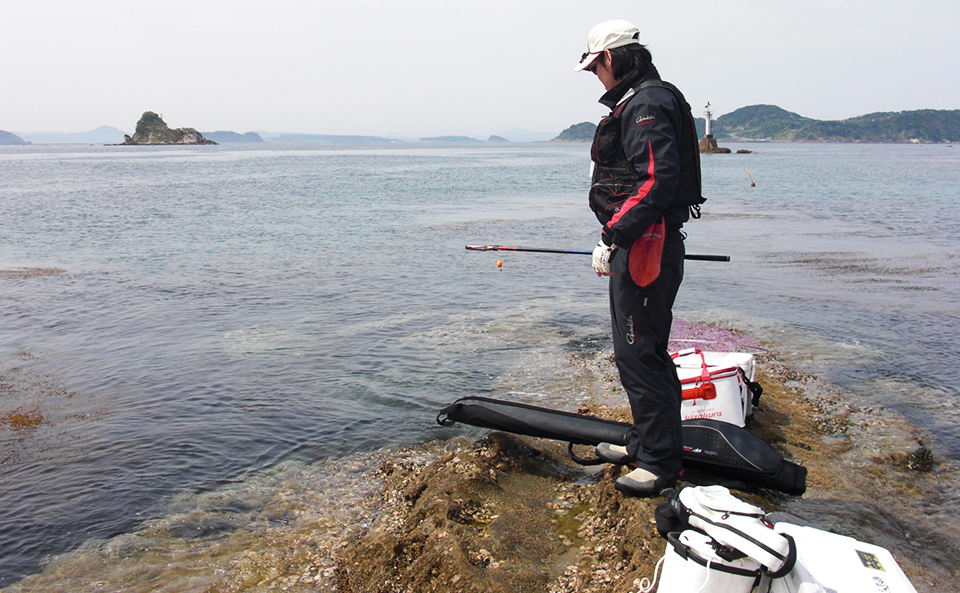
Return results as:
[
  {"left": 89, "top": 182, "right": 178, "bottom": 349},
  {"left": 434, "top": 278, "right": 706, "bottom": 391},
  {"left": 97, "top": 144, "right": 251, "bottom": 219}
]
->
[{"left": 592, "top": 239, "right": 617, "bottom": 276}]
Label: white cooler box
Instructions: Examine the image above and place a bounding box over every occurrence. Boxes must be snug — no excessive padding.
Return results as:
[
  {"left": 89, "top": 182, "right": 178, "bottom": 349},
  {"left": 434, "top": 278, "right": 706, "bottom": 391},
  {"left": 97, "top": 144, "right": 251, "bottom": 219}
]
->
[
  {"left": 770, "top": 522, "right": 919, "bottom": 593},
  {"left": 672, "top": 348, "right": 757, "bottom": 428},
  {"left": 657, "top": 530, "right": 761, "bottom": 593}
]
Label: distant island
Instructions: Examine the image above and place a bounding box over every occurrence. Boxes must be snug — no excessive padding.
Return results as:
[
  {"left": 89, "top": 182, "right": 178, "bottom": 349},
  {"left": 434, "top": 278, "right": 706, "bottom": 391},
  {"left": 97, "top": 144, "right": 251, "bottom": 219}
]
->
[
  {"left": 711, "top": 105, "right": 960, "bottom": 143},
  {"left": 0, "top": 130, "right": 27, "bottom": 145},
  {"left": 418, "top": 136, "right": 483, "bottom": 143},
  {"left": 202, "top": 131, "right": 264, "bottom": 143},
  {"left": 123, "top": 112, "right": 216, "bottom": 145},
  {"left": 554, "top": 106, "right": 960, "bottom": 144},
  {"left": 553, "top": 122, "right": 596, "bottom": 142},
  {"left": 266, "top": 133, "right": 395, "bottom": 144},
  {"left": 418, "top": 136, "right": 514, "bottom": 143}
]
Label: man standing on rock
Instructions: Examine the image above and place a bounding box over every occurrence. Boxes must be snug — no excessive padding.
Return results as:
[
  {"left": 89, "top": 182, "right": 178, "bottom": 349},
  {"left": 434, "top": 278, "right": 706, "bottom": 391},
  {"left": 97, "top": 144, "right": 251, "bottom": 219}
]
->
[{"left": 576, "top": 20, "right": 704, "bottom": 497}]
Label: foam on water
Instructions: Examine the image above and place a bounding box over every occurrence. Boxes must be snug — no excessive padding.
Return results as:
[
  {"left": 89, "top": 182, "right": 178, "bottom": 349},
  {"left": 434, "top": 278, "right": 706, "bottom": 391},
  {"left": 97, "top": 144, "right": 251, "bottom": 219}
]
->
[{"left": 220, "top": 327, "right": 310, "bottom": 357}]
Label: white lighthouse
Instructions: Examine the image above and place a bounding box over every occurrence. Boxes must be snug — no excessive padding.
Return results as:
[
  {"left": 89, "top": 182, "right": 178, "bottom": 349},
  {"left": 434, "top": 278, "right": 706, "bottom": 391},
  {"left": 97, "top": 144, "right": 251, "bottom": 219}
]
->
[{"left": 699, "top": 101, "right": 724, "bottom": 153}]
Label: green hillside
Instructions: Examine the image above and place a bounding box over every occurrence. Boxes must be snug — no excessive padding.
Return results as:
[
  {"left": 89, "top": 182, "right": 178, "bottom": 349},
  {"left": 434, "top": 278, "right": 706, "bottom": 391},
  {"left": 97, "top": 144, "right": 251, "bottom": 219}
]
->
[
  {"left": 713, "top": 105, "right": 814, "bottom": 140},
  {"left": 553, "top": 122, "right": 597, "bottom": 142},
  {"left": 713, "top": 106, "right": 960, "bottom": 143},
  {"left": 556, "top": 107, "right": 960, "bottom": 143}
]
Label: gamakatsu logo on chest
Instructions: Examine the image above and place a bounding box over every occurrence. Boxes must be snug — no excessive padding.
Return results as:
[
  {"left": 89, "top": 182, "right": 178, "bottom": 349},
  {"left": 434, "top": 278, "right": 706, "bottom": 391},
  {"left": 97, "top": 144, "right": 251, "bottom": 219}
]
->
[{"left": 626, "top": 315, "right": 636, "bottom": 345}]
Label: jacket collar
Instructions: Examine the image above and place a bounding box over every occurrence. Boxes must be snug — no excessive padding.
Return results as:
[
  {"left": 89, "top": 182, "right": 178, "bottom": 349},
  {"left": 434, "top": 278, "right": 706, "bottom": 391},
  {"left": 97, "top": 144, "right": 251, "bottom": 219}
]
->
[{"left": 598, "top": 65, "right": 661, "bottom": 110}]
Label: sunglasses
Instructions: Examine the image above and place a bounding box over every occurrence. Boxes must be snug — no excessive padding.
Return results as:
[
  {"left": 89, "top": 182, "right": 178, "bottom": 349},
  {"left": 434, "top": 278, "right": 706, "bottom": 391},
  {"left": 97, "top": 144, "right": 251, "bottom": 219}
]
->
[{"left": 581, "top": 51, "right": 603, "bottom": 73}]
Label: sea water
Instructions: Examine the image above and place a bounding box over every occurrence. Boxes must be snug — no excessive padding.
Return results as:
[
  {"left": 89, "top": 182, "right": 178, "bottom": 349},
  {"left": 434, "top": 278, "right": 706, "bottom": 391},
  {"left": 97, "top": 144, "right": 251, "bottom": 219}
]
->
[{"left": 0, "top": 141, "right": 958, "bottom": 586}]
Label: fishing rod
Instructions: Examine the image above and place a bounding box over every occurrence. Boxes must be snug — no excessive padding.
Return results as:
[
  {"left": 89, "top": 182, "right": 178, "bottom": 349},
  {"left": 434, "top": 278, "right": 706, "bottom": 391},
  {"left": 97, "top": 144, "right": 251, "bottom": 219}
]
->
[{"left": 465, "top": 244, "right": 730, "bottom": 262}]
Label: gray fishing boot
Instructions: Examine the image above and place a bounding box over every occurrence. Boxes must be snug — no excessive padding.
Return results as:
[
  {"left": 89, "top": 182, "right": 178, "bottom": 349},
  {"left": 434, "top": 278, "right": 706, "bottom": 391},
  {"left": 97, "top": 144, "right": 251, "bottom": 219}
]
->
[
  {"left": 595, "top": 442, "right": 631, "bottom": 465},
  {"left": 615, "top": 467, "right": 676, "bottom": 497}
]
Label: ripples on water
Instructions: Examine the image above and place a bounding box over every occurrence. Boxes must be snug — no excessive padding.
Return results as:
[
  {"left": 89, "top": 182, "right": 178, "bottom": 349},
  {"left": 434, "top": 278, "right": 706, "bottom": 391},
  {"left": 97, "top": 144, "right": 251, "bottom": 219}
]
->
[{"left": 1, "top": 142, "right": 959, "bottom": 586}]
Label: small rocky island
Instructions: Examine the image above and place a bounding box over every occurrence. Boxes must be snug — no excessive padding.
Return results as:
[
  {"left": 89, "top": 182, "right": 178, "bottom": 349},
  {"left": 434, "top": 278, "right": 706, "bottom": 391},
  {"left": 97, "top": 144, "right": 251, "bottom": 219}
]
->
[{"left": 123, "top": 112, "right": 216, "bottom": 145}]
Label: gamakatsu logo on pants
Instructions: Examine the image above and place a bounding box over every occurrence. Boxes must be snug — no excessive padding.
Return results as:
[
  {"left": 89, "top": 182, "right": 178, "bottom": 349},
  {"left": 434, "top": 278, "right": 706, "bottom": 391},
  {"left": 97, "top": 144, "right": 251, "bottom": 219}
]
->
[{"left": 626, "top": 315, "right": 636, "bottom": 345}]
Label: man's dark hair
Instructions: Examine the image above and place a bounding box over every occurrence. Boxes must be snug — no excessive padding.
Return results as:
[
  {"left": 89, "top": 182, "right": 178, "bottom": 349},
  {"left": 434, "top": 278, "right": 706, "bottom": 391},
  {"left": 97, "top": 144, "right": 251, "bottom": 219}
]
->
[{"left": 608, "top": 43, "right": 653, "bottom": 80}]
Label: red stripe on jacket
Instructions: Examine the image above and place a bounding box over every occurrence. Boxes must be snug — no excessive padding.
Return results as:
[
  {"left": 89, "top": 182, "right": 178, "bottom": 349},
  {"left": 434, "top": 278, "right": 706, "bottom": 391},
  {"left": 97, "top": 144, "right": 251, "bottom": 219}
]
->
[{"left": 609, "top": 140, "right": 655, "bottom": 226}]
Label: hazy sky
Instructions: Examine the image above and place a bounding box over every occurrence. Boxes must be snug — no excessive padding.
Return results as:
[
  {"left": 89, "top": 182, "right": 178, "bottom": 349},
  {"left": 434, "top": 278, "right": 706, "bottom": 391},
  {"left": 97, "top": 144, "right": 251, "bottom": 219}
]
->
[{"left": 3, "top": 0, "right": 957, "bottom": 137}]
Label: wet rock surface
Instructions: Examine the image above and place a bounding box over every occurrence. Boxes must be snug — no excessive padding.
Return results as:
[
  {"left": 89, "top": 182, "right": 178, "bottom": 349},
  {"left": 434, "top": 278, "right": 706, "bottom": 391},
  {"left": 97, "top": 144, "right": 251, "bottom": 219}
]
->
[
  {"left": 337, "top": 433, "right": 585, "bottom": 593},
  {"left": 335, "top": 430, "right": 681, "bottom": 593}
]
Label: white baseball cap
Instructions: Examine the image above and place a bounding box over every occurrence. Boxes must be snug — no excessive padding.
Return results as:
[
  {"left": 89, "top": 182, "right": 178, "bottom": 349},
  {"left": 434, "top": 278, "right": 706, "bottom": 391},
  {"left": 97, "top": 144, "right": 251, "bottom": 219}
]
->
[{"left": 574, "top": 20, "right": 641, "bottom": 72}]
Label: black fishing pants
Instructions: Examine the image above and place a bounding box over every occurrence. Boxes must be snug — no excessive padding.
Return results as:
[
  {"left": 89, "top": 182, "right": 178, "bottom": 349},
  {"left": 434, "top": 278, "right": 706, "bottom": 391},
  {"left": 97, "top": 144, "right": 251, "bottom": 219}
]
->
[{"left": 609, "top": 228, "right": 685, "bottom": 479}]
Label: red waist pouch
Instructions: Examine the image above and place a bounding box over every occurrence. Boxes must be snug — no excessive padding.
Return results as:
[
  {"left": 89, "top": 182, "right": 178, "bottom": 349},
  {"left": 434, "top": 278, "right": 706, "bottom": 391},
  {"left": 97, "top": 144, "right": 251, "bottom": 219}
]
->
[{"left": 627, "top": 217, "right": 665, "bottom": 287}]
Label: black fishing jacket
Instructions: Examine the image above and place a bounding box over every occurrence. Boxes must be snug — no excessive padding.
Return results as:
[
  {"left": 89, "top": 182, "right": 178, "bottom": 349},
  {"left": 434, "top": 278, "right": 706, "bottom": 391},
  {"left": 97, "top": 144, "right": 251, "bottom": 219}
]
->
[{"left": 590, "top": 66, "right": 704, "bottom": 246}]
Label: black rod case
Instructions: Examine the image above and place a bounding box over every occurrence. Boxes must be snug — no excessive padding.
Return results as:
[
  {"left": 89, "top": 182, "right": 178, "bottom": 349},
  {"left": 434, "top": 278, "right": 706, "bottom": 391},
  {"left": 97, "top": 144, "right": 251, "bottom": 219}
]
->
[{"left": 437, "top": 396, "right": 806, "bottom": 495}]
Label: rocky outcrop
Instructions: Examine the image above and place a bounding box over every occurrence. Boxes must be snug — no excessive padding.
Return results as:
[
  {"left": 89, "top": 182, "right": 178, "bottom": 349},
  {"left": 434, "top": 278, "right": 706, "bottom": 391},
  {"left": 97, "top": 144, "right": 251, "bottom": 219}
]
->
[
  {"left": 123, "top": 112, "right": 216, "bottom": 145},
  {"left": 698, "top": 135, "right": 730, "bottom": 154}
]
